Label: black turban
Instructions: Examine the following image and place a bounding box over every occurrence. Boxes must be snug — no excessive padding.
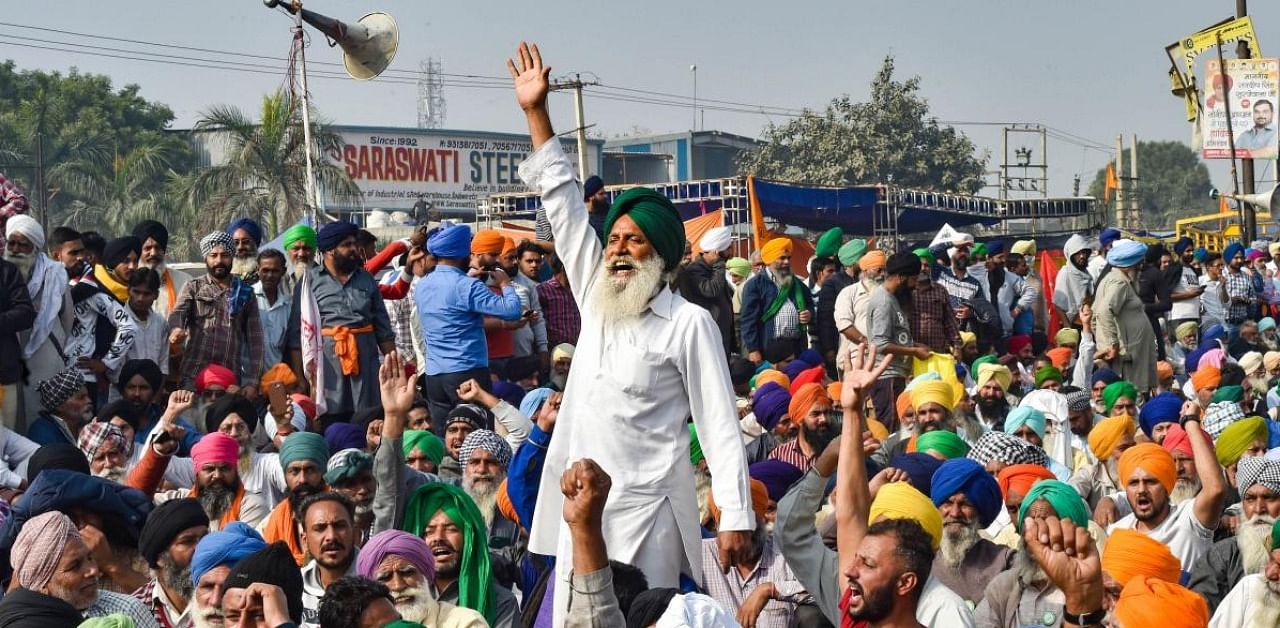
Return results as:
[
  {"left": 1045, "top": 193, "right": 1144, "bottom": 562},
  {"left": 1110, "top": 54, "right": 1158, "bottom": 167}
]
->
[
  {"left": 103, "top": 236, "right": 142, "bottom": 269},
  {"left": 26, "top": 443, "right": 90, "bottom": 483},
  {"left": 132, "top": 220, "right": 169, "bottom": 251},
  {"left": 117, "top": 358, "right": 163, "bottom": 395},
  {"left": 627, "top": 588, "right": 680, "bottom": 628},
  {"left": 204, "top": 393, "right": 259, "bottom": 434},
  {"left": 96, "top": 398, "right": 145, "bottom": 431},
  {"left": 138, "top": 498, "right": 209, "bottom": 568},
  {"left": 226, "top": 542, "right": 304, "bottom": 623},
  {"left": 886, "top": 252, "right": 922, "bottom": 277}
]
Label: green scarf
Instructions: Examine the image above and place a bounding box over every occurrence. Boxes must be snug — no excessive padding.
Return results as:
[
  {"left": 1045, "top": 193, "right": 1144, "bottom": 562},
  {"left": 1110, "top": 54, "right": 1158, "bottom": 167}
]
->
[
  {"left": 401, "top": 483, "right": 494, "bottom": 623},
  {"left": 762, "top": 274, "right": 810, "bottom": 332}
]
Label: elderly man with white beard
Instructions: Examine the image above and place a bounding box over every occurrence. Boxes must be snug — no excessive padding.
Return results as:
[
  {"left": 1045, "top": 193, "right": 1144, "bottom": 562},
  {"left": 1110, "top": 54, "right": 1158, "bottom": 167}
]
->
[
  {"left": 187, "top": 521, "right": 267, "bottom": 628},
  {"left": 356, "top": 529, "right": 486, "bottom": 627},
  {"left": 77, "top": 420, "right": 130, "bottom": 483},
  {"left": 510, "top": 42, "right": 754, "bottom": 619},
  {"left": 133, "top": 220, "right": 191, "bottom": 319},
  {"left": 927, "top": 458, "right": 1015, "bottom": 606},
  {"left": 1209, "top": 518, "right": 1280, "bottom": 628},
  {"left": 132, "top": 497, "right": 211, "bottom": 628},
  {"left": 1191, "top": 456, "right": 1280, "bottom": 613},
  {"left": 5, "top": 214, "right": 72, "bottom": 426}
]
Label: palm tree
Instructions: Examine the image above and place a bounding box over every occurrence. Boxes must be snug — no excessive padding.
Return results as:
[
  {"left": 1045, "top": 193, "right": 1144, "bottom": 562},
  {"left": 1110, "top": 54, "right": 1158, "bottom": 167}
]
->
[
  {"left": 176, "top": 89, "right": 361, "bottom": 238},
  {"left": 56, "top": 139, "right": 186, "bottom": 236}
]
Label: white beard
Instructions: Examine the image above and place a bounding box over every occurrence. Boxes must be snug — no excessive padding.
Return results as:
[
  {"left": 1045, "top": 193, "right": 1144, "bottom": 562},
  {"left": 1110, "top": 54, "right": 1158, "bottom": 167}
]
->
[
  {"left": 589, "top": 254, "right": 663, "bottom": 325},
  {"left": 939, "top": 521, "right": 980, "bottom": 569},
  {"left": 695, "top": 466, "right": 713, "bottom": 526},
  {"left": 393, "top": 584, "right": 436, "bottom": 624},
  {"left": 94, "top": 465, "right": 127, "bottom": 483},
  {"left": 3, "top": 251, "right": 34, "bottom": 278},
  {"left": 1170, "top": 477, "right": 1201, "bottom": 505},
  {"left": 140, "top": 259, "right": 166, "bottom": 273},
  {"left": 1248, "top": 579, "right": 1280, "bottom": 628},
  {"left": 1238, "top": 514, "right": 1277, "bottom": 575},
  {"left": 464, "top": 475, "right": 502, "bottom": 528},
  {"left": 190, "top": 597, "right": 224, "bottom": 628},
  {"left": 232, "top": 256, "right": 257, "bottom": 277}
]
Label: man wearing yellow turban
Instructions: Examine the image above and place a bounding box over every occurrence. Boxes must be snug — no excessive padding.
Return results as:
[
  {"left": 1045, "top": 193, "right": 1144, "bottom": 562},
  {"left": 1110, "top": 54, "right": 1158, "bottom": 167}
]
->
[
  {"left": 1108, "top": 417, "right": 1226, "bottom": 577},
  {"left": 741, "top": 237, "right": 812, "bottom": 365},
  {"left": 973, "top": 362, "right": 1013, "bottom": 431},
  {"left": 511, "top": 45, "right": 756, "bottom": 614},
  {"left": 1068, "top": 415, "right": 1136, "bottom": 512}
]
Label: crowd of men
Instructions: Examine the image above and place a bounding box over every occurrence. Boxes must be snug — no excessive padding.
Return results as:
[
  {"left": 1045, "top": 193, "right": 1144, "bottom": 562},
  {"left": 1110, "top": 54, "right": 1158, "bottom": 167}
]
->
[{"left": 0, "top": 41, "right": 1275, "bottom": 628}]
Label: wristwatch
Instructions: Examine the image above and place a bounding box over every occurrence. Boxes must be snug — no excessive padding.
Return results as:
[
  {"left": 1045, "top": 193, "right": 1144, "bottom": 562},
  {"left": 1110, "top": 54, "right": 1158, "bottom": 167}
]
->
[
  {"left": 1179, "top": 413, "right": 1201, "bottom": 427},
  {"left": 1061, "top": 608, "right": 1105, "bottom": 626}
]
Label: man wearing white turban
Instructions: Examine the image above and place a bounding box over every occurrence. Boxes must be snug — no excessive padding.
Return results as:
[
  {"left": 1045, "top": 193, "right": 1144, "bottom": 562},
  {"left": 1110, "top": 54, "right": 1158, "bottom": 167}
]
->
[
  {"left": 4, "top": 215, "right": 74, "bottom": 427},
  {"left": 678, "top": 225, "right": 736, "bottom": 355}
]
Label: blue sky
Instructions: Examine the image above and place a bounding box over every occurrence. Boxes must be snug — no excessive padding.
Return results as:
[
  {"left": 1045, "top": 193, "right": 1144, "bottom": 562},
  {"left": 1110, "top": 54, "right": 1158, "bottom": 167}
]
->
[{"left": 3, "top": 0, "right": 1277, "bottom": 196}]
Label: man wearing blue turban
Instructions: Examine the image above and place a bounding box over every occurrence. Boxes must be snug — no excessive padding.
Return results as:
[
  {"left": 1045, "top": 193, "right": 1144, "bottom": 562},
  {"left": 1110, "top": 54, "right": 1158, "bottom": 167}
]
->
[
  {"left": 189, "top": 522, "right": 266, "bottom": 625},
  {"left": 928, "top": 458, "right": 1014, "bottom": 605},
  {"left": 1094, "top": 239, "right": 1157, "bottom": 391},
  {"left": 228, "top": 217, "right": 264, "bottom": 280},
  {"left": 1139, "top": 392, "right": 1183, "bottom": 443},
  {"left": 510, "top": 42, "right": 755, "bottom": 620}
]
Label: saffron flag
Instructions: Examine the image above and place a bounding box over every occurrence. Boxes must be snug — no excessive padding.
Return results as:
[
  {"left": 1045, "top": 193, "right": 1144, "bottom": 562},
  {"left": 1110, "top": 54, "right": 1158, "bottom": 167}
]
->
[
  {"left": 1220, "top": 194, "right": 1231, "bottom": 215},
  {"left": 1104, "top": 163, "right": 1119, "bottom": 203},
  {"left": 299, "top": 271, "right": 327, "bottom": 417}
]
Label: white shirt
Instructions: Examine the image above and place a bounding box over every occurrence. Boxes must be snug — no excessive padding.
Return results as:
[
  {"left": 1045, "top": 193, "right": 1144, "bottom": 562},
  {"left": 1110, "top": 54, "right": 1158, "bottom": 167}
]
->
[
  {"left": 1109, "top": 499, "right": 1213, "bottom": 580},
  {"left": 834, "top": 278, "right": 875, "bottom": 359},
  {"left": 67, "top": 289, "right": 138, "bottom": 383},
  {"left": 1171, "top": 265, "right": 1201, "bottom": 321},
  {"left": 126, "top": 308, "right": 170, "bottom": 376},
  {"left": 1201, "top": 274, "right": 1228, "bottom": 327},
  {"left": 1209, "top": 573, "right": 1279, "bottom": 628},
  {"left": 300, "top": 556, "right": 358, "bottom": 628},
  {"left": 918, "top": 575, "right": 977, "bottom": 628},
  {"left": 154, "top": 265, "right": 193, "bottom": 319},
  {"left": 519, "top": 140, "right": 753, "bottom": 588},
  {"left": 255, "top": 282, "right": 292, "bottom": 369},
  {"left": 0, "top": 427, "right": 36, "bottom": 489}
]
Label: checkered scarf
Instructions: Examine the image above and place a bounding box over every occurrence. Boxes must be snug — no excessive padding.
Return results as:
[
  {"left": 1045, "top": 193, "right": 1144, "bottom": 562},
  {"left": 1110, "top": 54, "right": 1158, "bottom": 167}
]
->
[
  {"left": 1236, "top": 456, "right": 1280, "bottom": 494},
  {"left": 967, "top": 431, "right": 1050, "bottom": 468},
  {"left": 1064, "top": 390, "right": 1092, "bottom": 413},
  {"left": 77, "top": 421, "right": 125, "bottom": 460},
  {"left": 1202, "top": 401, "right": 1245, "bottom": 440},
  {"left": 324, "top": 447, "right": 374, "bottom": 486},
  {"left": 458, "top": 429, "right": 511, "bottom": 468},
  {"left": 37, "top": 367, "right": 84, "bottom": 412}
]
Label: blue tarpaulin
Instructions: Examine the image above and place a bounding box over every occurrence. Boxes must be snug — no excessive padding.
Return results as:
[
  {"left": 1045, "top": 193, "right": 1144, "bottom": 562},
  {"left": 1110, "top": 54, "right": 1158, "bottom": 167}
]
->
[{"left": 748, "top": 179, "right": 1000, "bottom": 235}]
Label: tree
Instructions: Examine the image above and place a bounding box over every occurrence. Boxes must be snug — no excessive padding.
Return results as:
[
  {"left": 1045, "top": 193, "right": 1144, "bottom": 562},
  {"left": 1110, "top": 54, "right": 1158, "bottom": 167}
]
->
[
  {"left": 174, "top": 90, "right": 361, "bottom": 240},
  {"left": 1086, "top": 140, "right": 1213, "bottom": 229},
  {"left": 0, "top": 62, "right": 190, "bottom": 231},
  {"left": 738, "top": 56, "right": 988, "bottom": 193}
]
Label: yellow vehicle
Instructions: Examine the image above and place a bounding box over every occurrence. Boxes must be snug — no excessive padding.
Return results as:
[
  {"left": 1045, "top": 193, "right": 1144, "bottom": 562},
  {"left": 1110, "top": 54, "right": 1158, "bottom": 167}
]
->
[{"left": 1175, "top": 211, "right": 1277, "bottom": 251}]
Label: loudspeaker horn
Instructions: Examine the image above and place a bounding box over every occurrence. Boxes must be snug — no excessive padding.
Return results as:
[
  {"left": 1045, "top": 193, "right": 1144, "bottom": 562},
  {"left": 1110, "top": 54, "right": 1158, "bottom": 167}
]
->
[
  {"left": 265, "top": 1, "right": 399, "bottom": 80},
  {"left": 1226, "top": 186, "right": 1279, "bottom": 214}
]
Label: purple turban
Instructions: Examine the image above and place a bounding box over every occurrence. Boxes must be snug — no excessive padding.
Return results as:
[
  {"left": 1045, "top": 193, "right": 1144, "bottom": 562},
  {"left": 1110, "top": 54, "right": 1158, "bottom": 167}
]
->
[
  {"left": 752, "top": 382, "right": 791, "bottom": 431},
  {"left": 749, "top": 459, "right": 804, "bottom": 502},
  {"left": 782, "top": 360, "right": 812, "bottom": 382},
  {"left": 356, "top": 529, "right": 436, "bottom": 584},
  {"left": 324, "top": 422, "right": 366, "bottom": 454}
]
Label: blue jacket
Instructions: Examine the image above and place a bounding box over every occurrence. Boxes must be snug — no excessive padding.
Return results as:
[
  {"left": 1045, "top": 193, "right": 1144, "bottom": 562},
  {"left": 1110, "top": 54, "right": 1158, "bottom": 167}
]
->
[
  {"left": 739, "top": 271, "right": 814, "bottom": 354},
  {"left": 0, "top": 470, "right": 153, "bottom": 583}
]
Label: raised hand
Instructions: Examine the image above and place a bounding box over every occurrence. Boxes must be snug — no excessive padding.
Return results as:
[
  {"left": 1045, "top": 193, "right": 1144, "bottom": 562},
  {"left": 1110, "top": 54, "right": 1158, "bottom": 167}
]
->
[
  {"left": 379, "top": 352, "right": 416, "bottom": 418},
  {"left": 561, "top": 458, "right": 611, "bottom": 529},
  {"left": 1023, "top": 515, "right": 1104, "bottom": 613},
  {"left": 165, "top": 389, "right": 194, "bottom": 419},
  {"left": 840, "top": 342, "right": 893, "bottom": 410},
  {"left": 506, "top": 42, "right": 550, "bottom": 113}
]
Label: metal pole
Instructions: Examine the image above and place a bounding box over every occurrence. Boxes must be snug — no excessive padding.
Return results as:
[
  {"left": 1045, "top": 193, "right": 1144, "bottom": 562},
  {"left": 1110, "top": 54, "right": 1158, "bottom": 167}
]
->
[
  {"left": 1237, "top": 0, "right": 1257, "bottom": 242},
  {"left": 294, "top": 20, "right": 323, "bottom": 225},
  {"left": 1215, "top": 33, "right": 1244, "bottom": 235},
  {"left": 34, "top": 132, "right": 46, "bottom": 234},
  {"left": 573, "top": 74, "right": 589, "bottom": 181},
  {"left": 1130, "top": 134, "right": 1139, "bottom": 230},
  {"left": 691, "top": 65, "right": 697, "bottom": 131},
  {"left": 1115, "top": 135, "right": 1125, "bottom": 229}
]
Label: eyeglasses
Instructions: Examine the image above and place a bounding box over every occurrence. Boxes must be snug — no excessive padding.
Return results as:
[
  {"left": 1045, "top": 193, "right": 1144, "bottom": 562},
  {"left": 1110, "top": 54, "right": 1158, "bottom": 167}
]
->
[{"left": 202, "top": 389, "right": 227, "bottom": 401}]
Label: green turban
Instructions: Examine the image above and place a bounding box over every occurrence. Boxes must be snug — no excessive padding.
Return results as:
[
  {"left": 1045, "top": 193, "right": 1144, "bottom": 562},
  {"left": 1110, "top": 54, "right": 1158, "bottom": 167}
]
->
[
  {"left": 725, "top": 257, "right": 751, "bottom": 278},
  {"left": 688, "top": 423, "right": 704, "bottom": 466},
  {"left": 401, "top": 483, "right": 494, "bottom": 622},
  {"left": 971, "top": 242, "right": 988, "bottom": 258},
  {"left": 604, "top": 188, "right": 685, "bottom": 272},
  {"left": 279, "top": 432, "right": 329, "bottom": 470},
  {"left": 912, "top": 247, "right": 935, "bottom": 266},
  {"left": 78, "top": 616, "right": 135, "bottom": 628},
  {"left": 1102, "top": 381, "right": 1138, "bottom": 414},
  {"left": 1034, "top": 366, "right": 1063, "bottom": 388},
  {"left": 838, "top": 239, "right": 867, "bottom": 266},
  {"left": 322, "top": 449, "right": 373, "bottom": 486},
  {"left": 1210, "top": 385, "right": 1244, "bottom": 405},
  {"left": 403, "top": 430, "right": 445, "bottom": 466},
  {"left": 815, "top": 227, "right": 844, "bottom": 258},
  {"left": 1016, "top": 479, "right": 1089, "bottom": 532},
  {"left": 915, "top": 430, "right": 969, "bottom": 459},
  {"left": 1272, "top": 518, "right": 1280, "bottom": 552},
  {"left": 282, "top": 224, "right": 317, "bottom": 251},
  {"left": 1215, "top": 416, "right": 1268, "bottom": 467}
]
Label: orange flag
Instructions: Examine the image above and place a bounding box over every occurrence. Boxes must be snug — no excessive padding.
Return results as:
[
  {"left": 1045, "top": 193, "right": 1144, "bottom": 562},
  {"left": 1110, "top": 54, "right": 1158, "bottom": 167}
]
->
[
  {"left": 1104, "top": 163, "right": 1119, "bottom": 203},
  {"left": 1219, "top": 194, "right": 1230, "bottom": 214}
]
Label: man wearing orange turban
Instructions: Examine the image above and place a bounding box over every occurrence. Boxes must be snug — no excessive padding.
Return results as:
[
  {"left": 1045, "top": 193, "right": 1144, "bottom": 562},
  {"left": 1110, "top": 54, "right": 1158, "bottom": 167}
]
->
[
  {"left": 1102, "top": 529, "right": 1182, "bottom": 605},
  {"left": 1190, "top": 365, "right": 1221, "bottom": 406},
  {"left": 768, "top": 383, "right": 832, "bottom": 472},
  {"left": 1115, "top": 576, "right": 1208, "bottom": 628},
  {"left": 741, "top": 237, "right": 812, "bottom": 365},
  {"left": 831, "top": 249, "right": 887, "bottom": 377},
  {"left": 471, "top": 229, "right": 506, "bottom": 257},
  {"left": 1070, "top": 415, "right": 1137, "bottom": 512},
  {"left": 1108, "top": 418, "right": 1226, "bottom": 577}
]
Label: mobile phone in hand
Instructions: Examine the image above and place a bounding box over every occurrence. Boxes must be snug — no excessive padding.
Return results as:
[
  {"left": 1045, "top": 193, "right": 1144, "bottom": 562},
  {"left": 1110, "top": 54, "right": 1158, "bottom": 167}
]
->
[{"left": 268, "top": 383, "right": 288, "bottom": 419}]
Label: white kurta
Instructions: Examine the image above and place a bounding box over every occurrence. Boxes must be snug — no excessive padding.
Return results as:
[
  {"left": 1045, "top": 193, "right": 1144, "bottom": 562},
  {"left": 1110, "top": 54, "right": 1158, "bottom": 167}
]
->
[
  {"left": 519, "top": 141, "right": 753, "bottom": 587},
  {"left": 1209, "top": 573, "right": 1278, "bottom": 628}
]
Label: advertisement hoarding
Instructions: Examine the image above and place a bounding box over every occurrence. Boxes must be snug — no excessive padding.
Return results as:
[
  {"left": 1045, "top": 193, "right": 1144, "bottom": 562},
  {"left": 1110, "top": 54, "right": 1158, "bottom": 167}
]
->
[{"left": 1201, "top": 58, "right": 1279, "bottom": 160}]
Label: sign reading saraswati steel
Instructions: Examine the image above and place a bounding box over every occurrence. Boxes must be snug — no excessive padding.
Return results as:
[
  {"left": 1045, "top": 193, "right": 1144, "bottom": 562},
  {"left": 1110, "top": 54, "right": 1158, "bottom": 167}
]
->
[{"left": 325, "top": 126, "right": 602, "bottom": 211}]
